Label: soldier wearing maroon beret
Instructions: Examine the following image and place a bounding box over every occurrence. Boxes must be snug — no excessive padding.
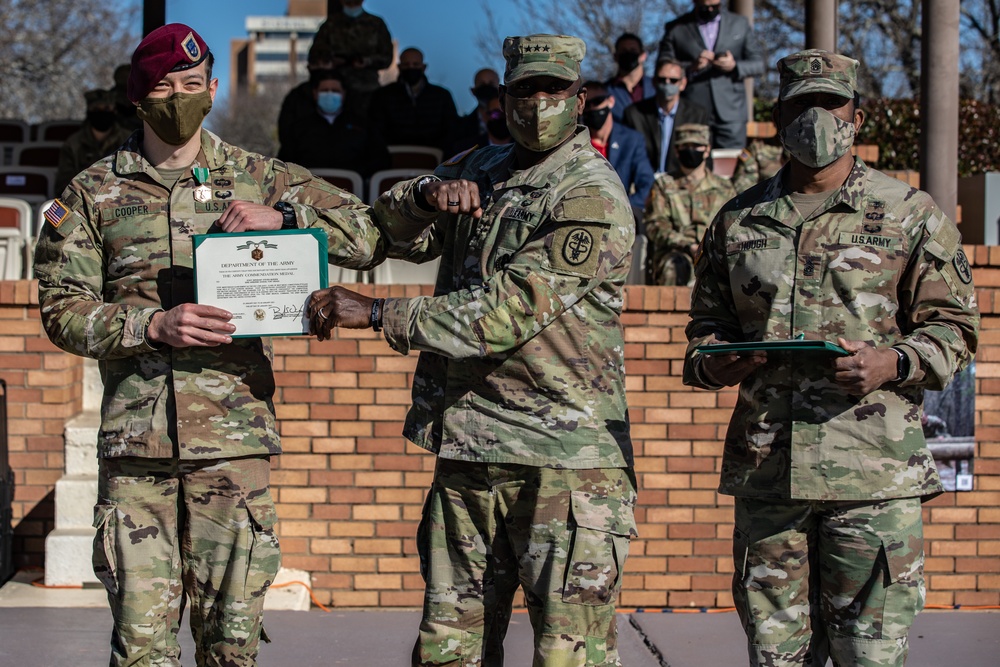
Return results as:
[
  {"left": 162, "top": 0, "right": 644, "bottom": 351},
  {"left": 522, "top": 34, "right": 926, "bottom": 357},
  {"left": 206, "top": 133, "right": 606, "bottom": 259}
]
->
[{"left": 34, "top": 23, "right": 385, "bottom": 667}]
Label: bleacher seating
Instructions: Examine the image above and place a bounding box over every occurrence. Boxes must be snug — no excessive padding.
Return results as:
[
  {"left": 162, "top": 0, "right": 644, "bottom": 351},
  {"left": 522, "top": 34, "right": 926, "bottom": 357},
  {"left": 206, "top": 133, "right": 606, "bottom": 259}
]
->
[
  {"left": 0, "top": 120, "right": 29, "bottom": 144},
  {"left": 0, "top": 197, "right": 32, "bottom": 279},
  {"left": 13, "top": 143, "right": 63, "bottom": 168},
  {"left": 387, "top": 145, "right": 442, "bottom": 171}
]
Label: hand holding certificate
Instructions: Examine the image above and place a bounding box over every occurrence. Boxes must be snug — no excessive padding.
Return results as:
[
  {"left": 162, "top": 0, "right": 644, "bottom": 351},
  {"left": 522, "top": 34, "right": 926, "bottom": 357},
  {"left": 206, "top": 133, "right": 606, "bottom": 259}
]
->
[{"left": 193, "top": 229, "right": 329, "bottom": 337}]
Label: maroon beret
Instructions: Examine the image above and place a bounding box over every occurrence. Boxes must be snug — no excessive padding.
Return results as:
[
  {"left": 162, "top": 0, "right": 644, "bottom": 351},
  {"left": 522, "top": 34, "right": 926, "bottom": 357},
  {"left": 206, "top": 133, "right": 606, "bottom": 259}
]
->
[{"left": 127, "top": 23, "right": 210, "bottom": 103}]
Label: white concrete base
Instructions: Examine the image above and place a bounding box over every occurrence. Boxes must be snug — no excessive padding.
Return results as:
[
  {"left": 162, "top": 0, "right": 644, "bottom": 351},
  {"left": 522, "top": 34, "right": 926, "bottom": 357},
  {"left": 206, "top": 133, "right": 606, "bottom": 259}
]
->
[
  {"left": 53, "top": 475, "right": 98, "bottom": 530},
  {"left": 44, "top": 528, "right": 99, "bottom": 586},
  {"left": 264, "top": 568, "right": 312, "bottom": 611},
  {"left": 63, "top": 411, "right": 99, "bottom": 477},
  {"left": 2, "top": 567, "right": 312, "bottom": 610}
]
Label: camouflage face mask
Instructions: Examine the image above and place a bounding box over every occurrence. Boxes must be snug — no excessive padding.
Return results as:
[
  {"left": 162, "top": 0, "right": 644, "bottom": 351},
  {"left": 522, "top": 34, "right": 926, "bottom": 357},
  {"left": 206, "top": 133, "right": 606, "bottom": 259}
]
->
[
  {"left": 779, "top": 106, "right": 855, "bottom": 168},
  {"left": 506, "top": 95, "right": 578, "bottom": 152},
  {"left": 137, "top": 90, "right": 213, "bottom": 146}
]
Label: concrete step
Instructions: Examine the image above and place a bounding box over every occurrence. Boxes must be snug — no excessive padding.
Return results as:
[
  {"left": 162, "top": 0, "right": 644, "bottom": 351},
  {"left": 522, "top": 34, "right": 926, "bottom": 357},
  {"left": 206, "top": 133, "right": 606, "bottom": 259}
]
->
[
  {"left": 53, "top": 475, "right": 98, "bottom": 530},
  {"left": 63, "top": 411, "right": 100, "bottom": 476},
  {"left": 44, "top": 528, "right": 98, "bottom": 586}
]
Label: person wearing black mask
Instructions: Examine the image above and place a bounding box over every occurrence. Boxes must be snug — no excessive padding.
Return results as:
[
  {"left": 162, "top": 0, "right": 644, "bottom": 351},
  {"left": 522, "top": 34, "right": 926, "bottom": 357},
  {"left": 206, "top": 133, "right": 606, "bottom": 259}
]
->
[
  {"left": 369, "top": 47, "right": 459, "bottom": 152},
  {"left": 445, "top": 68, "right": 512, "bottom": 156},
  {"left": 606, "top": 33, "right": 656, "bottom": 121},
  {"left": 658, "top": 0, "right": 765, "bottom": 148},
  {"left": 643, "top": 123, "right": 734, "bottom": 285},
  {"left": 582, "top": 80, "right": 654, "bottom": 216},
  {"left": 55, "top": 88, "right": 131, "bottom": 194}
]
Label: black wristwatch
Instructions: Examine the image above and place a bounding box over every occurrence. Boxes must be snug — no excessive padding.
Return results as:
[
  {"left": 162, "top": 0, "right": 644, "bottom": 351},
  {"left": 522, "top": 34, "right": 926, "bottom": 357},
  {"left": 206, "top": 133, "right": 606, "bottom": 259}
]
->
[
  {"left": 413, "top": 175, "right": 440, "bottom": 211},
  {"left": 891, "top": 346, "right": 910, "bottom": 382},
  {"left": 274, "top": 201, "right": 297, "bottom": 229}
]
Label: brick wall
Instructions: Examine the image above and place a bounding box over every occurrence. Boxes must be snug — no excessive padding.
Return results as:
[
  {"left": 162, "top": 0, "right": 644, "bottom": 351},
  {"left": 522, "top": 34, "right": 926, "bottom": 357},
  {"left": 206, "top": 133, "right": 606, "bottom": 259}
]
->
[{"left": 2, "top": 259, "right": 998, "bottom": 608}]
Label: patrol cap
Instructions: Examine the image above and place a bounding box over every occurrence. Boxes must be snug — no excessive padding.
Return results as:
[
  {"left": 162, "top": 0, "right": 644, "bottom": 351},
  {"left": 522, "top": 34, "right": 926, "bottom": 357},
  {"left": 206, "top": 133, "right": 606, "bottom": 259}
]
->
[
  {"left": 674, "top": 123, "right": 711, "bottom": 146},
  {"left": 127, "top": 23, "right": 210, "bottom": 103},
  {"left": 84, "top": 89, "right": 116, "bottom": 108},
  {"left": 502, "top": 34, "right": 586, "bottom": 85},
  {"left": 777, "top": 49, "right": 858, "bottom": 100}
]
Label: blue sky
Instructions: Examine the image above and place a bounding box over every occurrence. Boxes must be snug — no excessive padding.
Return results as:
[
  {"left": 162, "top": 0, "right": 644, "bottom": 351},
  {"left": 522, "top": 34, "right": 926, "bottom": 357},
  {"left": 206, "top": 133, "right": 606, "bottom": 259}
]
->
[{"left": 143, "top": 0, "right": 527, "bottom": 112}]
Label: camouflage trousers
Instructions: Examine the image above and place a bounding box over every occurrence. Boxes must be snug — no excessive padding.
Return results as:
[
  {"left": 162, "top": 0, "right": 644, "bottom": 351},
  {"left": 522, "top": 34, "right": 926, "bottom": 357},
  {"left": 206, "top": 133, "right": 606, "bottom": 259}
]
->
[
  {"left": 732, "top": 497, "right": 925, "bottom": 667},
  {"left": 412, "top": 459, "right": 637, "bottom": 667},
  {"left": 647, "top": 248, "right": 694, "bottom": 286},
  {"left": 94, "top": 456, "right": 281, "bottom": 667}
]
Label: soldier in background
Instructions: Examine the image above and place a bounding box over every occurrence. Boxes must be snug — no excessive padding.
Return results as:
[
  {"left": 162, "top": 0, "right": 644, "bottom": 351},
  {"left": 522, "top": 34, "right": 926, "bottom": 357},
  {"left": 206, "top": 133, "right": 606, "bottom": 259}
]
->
[
  {"left": 312, "top": 0, "right": 393, "bottom": 115},
  {"left": 731, "top": 113, "right": 787, "bottom": 193},
  {"left": 34, "top": 24, "right": 385, "bottom": 667},
  {"left": 111, "top": 63, "right": 142, "bottom": 132},
  {"left": 308, "top": 34, "right": 637, "bottom": 667},
  {"left": 644, "top": 123, "right": 734, "bottom": 285},
  {"left": 684, "top": 50, "right": 979, "bottom": 666},
  {"left": 54, "top": 89, "right": 131, "bottom": 194}
]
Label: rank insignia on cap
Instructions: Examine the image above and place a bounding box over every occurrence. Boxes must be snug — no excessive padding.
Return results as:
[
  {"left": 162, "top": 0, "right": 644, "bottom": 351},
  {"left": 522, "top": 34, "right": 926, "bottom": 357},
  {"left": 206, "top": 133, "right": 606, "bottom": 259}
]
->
[
  {"left": 182, "top": 32, "right": 201, "bottom": 62},
  {"left": 809, "top": 57, "right": 823, "bottom": 73},
  {"left": 43, "top": 199, "right": 70, "bottom": 228}
]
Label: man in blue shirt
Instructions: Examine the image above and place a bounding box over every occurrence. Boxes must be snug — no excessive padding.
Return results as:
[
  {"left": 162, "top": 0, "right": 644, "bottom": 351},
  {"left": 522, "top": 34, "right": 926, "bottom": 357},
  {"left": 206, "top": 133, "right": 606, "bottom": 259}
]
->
[{"left": 605, "top": 33, "right": 656, "bottom": 121}]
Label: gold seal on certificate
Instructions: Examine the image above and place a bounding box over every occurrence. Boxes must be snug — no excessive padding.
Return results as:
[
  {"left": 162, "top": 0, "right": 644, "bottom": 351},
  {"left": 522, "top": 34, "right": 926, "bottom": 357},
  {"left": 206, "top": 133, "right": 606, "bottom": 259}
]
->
[{"left": 193, "top": 229, "right": 329, "bottom": 337}]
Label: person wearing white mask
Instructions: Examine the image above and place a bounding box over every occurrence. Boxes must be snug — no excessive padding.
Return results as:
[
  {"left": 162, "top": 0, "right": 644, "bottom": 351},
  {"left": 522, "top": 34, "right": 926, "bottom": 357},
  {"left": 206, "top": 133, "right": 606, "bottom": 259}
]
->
[{"left": 277, "top": 69, "right": 389, "bottom": 177}]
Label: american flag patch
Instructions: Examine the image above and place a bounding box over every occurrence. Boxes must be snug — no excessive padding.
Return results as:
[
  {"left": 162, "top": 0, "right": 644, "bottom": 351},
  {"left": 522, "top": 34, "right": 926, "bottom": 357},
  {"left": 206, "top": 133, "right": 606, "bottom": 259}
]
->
[{"left": 43, "top": 199, "right": 70, "bottom": 228}]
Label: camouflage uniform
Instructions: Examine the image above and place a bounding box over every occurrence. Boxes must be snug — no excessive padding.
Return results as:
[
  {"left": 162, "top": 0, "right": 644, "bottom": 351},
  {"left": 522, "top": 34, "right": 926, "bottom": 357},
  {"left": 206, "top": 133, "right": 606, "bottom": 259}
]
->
[
  {"left": 312, "top": 9, "right": 393, "bottom": 113},
  {"left": 34, "top": 129, "right": 383, "bottom": 666},
  {"left": 731, "top": 138, "right": 786, "bottom": 194},
  {"left": 644, "top": 124, "right": 735, "bottom": 286},
  {"left": 372, "top": 34, "right": 637, "bottom": 667},
  {"left": 683, "top": 51, "right": 979, "bottom": 667}
]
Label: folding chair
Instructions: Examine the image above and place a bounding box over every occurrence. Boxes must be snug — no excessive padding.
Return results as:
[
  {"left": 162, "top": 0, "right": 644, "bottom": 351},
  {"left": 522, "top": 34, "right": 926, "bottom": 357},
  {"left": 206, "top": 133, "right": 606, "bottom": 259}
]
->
[
  {"left": 0, "top": 167, "right": 55, "bottom": 205},
  {"left": 310, "top": 169, "right": 364, "bottom": 199},
  {"left": 35, "top": 120, "right": 82, "bottom": 142},
  {"left": 367, "top": 168, "right": 426, "bottom": 205},
  {"left": 626, "top": 233, "right": 648, "bottom": 286},
  {"left": 387, "top": 145, "right": 442, "bottom": 170},
  {"left": 0, "top": 120, "right": 29, "bottom": 143},
  {"left": 709, "top": 148, "right": 742, "bottom": 178},
  {"left": 0, "top": 196, "right": 32, "bottom": 279},
  {"left": 13, "top": 142, "right": 63, "bottom": 168}
]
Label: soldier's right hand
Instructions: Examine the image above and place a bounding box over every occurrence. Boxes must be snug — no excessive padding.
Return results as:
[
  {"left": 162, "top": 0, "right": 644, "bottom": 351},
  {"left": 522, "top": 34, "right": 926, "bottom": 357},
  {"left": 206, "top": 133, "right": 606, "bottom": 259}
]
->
[
  {"left": 701, "top": 349, "right": 767, "bottom": 386},
  {"left": 146, "top": 304, "right": 235, "bottom": 348},
  {"left": 422, "top": 179, "right": 483, "bottom": 219}
]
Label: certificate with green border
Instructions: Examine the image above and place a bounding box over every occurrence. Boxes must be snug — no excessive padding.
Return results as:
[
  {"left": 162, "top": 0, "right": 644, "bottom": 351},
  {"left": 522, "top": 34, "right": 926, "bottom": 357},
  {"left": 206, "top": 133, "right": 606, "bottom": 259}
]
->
[
  {"left": 696, "top": 340, "right": 849, "bottom": 356},
  {"left": 193, "top": 229, "right": 329, "bottom": 338}
]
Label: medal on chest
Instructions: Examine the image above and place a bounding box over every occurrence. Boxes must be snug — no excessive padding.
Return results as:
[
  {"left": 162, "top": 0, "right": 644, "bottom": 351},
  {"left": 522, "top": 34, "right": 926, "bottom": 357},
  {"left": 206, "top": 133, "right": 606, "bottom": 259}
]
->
[{"left": 193, "top": 167, "right": 212, "bottom": 203}]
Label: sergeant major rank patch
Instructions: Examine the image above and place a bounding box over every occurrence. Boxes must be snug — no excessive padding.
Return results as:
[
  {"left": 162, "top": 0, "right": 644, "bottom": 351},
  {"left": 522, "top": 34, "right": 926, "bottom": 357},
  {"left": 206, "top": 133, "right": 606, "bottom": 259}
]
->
[
  {"left": 954, "top": 248, "right": 973, "bottom": 284},
  {"left": 43, "top": 199, "right": 70, "bottom": 228}
]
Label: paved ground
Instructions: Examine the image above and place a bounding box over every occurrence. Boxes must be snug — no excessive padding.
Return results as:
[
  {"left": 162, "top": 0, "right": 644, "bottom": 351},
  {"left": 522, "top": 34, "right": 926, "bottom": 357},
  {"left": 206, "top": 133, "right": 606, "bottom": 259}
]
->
[{"left": 0, "top": 576, "right": 998, "bottom": 665}]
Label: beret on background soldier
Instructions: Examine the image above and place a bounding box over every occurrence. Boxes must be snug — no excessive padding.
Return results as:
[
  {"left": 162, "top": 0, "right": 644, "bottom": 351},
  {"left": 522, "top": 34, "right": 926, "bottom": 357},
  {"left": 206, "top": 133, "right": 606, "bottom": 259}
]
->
[
  {"left": 777, "top": 49, "right": 859, "bottom": 100},
  {"left": 501, "top": 34, "right": 586, "bottom": 84},
  {"left": 674, "top": 123, "right": 711, "bottom": 147},
  {"left": 127, "top": 23, "right": 210, "bottom": 103}
]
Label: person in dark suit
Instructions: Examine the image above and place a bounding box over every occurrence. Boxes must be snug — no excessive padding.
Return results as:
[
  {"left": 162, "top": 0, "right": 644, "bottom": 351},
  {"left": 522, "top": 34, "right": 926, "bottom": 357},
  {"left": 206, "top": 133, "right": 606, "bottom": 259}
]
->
[
  {"left": 622, "top": 57, "right": 711, "bottom": 174},
  {"left": 581, "top": 80, "right": 655, "bottom": 213},
  {"left": 658, "top": 0, "right": 764, "bottom": 148},
  {"left": 369, "top": 47, "right": 459, "bottom": 152}
]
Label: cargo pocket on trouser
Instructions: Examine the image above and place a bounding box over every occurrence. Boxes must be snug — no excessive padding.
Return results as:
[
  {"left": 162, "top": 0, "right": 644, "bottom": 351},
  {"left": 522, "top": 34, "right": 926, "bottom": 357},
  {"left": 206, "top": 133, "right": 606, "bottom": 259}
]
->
[
  {"left": 244, "top": 492, "right": 281, "bottom": 602},
  {"left": 92, "top": 502, "right": 119, "bottom": 599},
  {"left": 558, "top": 490, "right": 635, "bottom": 666}
]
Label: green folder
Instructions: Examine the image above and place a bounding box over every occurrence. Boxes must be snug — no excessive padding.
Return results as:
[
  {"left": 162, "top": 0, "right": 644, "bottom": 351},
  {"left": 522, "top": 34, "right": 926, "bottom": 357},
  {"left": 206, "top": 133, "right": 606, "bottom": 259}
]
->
[{"left": 696, "top": 340, "right": 849, "bottom": 356}]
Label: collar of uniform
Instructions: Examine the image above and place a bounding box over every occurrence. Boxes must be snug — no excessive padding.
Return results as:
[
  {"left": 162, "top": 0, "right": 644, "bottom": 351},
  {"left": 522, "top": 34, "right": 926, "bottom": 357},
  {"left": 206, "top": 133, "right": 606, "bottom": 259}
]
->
[
  {"left": 113, "top": 128, "right": 226, "bottom": 176},
  {"left": 751, "top": 156, "right": 867, "bottom": 226},
  {"left": 501, "top": 125, "right": 592, "bottom": 189}
]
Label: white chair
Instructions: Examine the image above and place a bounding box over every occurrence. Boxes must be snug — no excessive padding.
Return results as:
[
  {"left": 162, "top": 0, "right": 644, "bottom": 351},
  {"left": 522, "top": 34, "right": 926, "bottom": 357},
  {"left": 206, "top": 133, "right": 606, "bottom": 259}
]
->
[
  {"left": 372, "top": 257, "right": 441, "bottom": 286},
  {"left": 710, "top": 148, "right": 743, "bottom": 178},
  {"left": 387, "top": 145, "right": 442, "bottom": 170},
  {"left": 310, "top": 169, "right": 364, "bottom": 199},
  {"left": 627, "top": 233, "right": 648, "bottom": 285},
  {"left": 0, "top": 196, "right": 34, "bottom": 279},
  {"left": 35, "top": 119, "right": 82, "bottom": 142},
  {"left": 0, "top": 167, "right": 56, "bottom": 204},
  {"left": 13, "top": 142, "right": 63, "bottom": 168},
  {"left": 367, "top": 168, "right": 426, "bottom": 205}
]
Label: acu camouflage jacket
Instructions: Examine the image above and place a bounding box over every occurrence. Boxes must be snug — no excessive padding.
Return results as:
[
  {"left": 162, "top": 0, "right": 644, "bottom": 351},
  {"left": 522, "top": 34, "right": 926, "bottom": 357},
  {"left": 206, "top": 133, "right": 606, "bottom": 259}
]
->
[
  {"left": 373, "top": 128, "right": 635, "bottom": 469},
  {"left": 34, "top": 129, "right": 383, "bottom": 459},
  {"left": 684, "top": 158, "right": 979, "bottom": 500}
]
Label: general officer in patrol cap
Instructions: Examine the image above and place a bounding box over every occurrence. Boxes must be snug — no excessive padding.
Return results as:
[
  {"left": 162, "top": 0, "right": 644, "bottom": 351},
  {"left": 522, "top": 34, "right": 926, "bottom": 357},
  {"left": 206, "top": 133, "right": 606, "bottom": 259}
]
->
[
  {"left": 34, "top": 23, "right": 385, "bottom": 667},
  {"left": 684, "top": 49, "right": 979, "bottom": 666},
  {"left": 309, "top": 34, "right": 638, "bottom": 666}
]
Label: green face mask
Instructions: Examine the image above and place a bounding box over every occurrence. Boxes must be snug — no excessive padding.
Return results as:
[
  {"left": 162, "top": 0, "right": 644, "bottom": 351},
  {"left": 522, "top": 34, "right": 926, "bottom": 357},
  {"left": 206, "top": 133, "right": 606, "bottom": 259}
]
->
[
  {"left": 137, "top": 90, "right": 213, "bottom": 145},
  {"left": 506, "top": 95, "right": 579, "bottom": 152}
]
